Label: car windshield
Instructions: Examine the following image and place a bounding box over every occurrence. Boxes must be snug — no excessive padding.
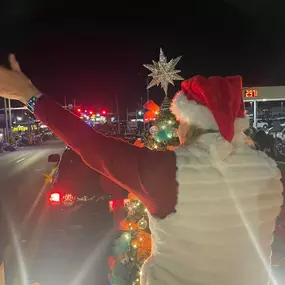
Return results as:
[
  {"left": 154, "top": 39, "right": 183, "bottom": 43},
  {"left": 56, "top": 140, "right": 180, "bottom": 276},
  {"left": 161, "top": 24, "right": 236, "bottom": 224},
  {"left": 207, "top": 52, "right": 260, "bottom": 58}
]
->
[{"left": 57, "top": 148, "right": 101, "bottom": 194}]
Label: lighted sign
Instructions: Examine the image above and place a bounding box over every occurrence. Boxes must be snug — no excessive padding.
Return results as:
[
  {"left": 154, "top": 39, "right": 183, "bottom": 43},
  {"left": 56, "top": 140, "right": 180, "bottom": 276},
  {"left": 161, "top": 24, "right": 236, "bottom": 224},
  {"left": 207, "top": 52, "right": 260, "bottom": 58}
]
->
[{"left": 245, "top": 89, "right": 258, "bottom": 98}]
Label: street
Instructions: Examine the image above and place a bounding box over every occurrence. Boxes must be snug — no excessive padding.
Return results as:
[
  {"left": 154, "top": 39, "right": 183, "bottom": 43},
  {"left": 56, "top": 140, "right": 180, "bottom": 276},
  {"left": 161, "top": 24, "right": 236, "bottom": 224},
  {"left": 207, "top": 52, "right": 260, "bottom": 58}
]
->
[
  {"left": 0, "top": 141, "right": 113, "bottom": 285},
  {"left": 0, "top": 141, "right": 64, "bottom": 284}
]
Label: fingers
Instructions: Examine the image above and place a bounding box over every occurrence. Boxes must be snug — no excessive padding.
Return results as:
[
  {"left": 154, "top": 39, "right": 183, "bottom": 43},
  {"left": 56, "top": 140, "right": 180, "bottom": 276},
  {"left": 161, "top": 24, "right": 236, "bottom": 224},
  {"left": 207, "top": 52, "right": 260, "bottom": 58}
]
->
[{"left": 9, "top": 54, "right": 22, "bottom": 72}]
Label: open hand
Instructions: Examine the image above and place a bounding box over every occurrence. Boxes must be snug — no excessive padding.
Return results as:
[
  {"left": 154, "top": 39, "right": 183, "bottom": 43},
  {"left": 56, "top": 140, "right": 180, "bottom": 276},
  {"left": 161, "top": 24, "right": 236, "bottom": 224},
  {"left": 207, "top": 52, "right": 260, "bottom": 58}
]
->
[{"left": 0, "top": 54, "right": 40, "bottom": 104}]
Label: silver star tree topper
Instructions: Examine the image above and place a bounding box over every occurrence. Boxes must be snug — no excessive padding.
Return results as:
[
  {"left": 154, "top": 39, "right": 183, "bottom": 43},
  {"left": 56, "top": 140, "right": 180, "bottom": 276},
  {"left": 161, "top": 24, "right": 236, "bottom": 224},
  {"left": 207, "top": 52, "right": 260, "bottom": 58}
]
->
[{"left": 144, "top": 49, "right": 183, "bottom": 95}]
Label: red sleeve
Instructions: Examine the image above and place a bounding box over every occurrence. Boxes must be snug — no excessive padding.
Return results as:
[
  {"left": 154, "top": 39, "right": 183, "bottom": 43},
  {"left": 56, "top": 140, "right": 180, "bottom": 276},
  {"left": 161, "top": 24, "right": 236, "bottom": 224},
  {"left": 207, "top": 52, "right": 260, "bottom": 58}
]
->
[
  {"left": 100, "top": 175, "right": 126, "bottom": 200},
  {"left": 34, "top": 95, "right": 178, "bottom": 217}
]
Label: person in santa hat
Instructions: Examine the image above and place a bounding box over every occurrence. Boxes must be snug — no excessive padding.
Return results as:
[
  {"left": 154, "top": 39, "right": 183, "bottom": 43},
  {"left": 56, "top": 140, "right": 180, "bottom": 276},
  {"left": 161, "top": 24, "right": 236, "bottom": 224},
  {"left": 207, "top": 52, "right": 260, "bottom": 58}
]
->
[{"left": 0, "top": 54, "right": 283, "bottom": 285}]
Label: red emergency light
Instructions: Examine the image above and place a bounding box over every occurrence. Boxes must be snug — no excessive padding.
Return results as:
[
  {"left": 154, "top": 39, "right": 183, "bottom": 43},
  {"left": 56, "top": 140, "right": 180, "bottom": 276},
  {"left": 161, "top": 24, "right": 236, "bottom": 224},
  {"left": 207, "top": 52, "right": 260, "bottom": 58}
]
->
[{"left": 109, "top": 198, "right": 129, "bottom": 212}]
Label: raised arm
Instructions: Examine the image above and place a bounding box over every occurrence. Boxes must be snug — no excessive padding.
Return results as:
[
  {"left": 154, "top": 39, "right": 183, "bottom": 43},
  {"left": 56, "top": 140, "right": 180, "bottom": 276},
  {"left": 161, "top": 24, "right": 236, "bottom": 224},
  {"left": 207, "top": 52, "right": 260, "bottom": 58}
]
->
[
  {"left": 0, "top": 54, "right": 178, "bottom": 217},
  {"left": 34, "top": 95, "right": 145, "bottom": 192},
  {"left": 34, "top": 96, "right": 177, "bottom": 216}
]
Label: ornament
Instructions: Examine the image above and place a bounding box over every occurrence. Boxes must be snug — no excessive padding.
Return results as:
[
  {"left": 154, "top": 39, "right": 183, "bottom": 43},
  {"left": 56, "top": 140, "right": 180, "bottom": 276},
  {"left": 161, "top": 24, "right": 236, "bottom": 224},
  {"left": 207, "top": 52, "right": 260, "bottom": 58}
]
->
[
  {"left": 120, "top": 220, "right": 138, "bottom": 231},
  {"left": 143, "top": 100, "right": 160, "bottom": 113},
  {"left": 113, "top": 234, "right": 130, "bottom": 255},
  {"left": 143, "top": 100, "right": 160, "bottom": 123},
  {"left": 172, "top": 128, "right": 178, "bottom": 137},
  {"left": 144, "top": 48, "right": 183, "bottom": 95},
  {"left": 137, "top": 232, "right": 152, "bottom": 260},
  {"left": 120, "top": 219, "right": 130, "bottom": 231},
  {"left": 43, "top": 173, "right": 53, "bottom": 184},
  {"left": 154, "top": 130, "right": 172, "bottom": 142},
  {"left": 138, "top": 217, "right": 148, "bottom": 230},
  {"left": 149, "top": 126, "right": 159, "bottom": 136},
  {"left": 134, "top": 138, "right": 144, "bottom": 148}
]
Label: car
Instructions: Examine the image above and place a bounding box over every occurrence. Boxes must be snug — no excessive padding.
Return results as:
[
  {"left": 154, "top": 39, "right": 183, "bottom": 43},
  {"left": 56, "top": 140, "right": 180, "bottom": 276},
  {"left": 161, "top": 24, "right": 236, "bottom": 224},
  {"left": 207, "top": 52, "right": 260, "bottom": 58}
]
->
[
  {"left": 47, "top": 147, "right": 128, "bottom": 235},
  {"left": 256, "top": 119, "right": 269, "bottom": 130}
]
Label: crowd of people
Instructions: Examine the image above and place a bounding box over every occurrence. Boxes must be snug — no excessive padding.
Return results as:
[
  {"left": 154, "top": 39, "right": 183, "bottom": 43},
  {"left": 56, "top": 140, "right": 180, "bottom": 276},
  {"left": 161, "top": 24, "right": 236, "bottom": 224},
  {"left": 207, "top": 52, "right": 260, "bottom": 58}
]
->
[
  {"left": 246, "top": 127, "right": 285, "bottom": 160},
  {"left": 0, "top": 130, "right": 56, "bottom": 153}
]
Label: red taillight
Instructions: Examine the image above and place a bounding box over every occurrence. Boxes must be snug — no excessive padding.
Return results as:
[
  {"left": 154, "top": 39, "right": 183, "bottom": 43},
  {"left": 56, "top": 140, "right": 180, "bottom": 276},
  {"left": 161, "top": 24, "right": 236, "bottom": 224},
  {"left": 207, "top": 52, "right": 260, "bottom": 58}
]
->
[
  {"left": 49, "top": 192, "right": 76, "bottom": 207},
  {"left": 109, "top": 199, "right": 129, "bottom": 212},
  {"left": 49, "top": 192, "right": 60, "bottom": 203}
]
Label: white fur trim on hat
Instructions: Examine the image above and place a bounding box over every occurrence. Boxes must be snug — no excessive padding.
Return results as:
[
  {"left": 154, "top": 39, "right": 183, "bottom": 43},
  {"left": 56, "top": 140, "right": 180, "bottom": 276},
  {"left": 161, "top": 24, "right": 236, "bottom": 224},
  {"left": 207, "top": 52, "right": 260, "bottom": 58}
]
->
[
  {"left": 170, "top": 91, "right": 218, "bottom": 130},
  {"left": 171, "top": 91, "right": 249, "bottom": 134}
]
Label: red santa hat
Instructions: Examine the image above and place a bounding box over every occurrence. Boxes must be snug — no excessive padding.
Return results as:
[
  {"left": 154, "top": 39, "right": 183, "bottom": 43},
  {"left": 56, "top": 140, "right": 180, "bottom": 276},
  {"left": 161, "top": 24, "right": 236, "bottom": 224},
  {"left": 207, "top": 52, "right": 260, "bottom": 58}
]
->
[{"left": 170, "top": 75, "right": 249, "bottom": 142}]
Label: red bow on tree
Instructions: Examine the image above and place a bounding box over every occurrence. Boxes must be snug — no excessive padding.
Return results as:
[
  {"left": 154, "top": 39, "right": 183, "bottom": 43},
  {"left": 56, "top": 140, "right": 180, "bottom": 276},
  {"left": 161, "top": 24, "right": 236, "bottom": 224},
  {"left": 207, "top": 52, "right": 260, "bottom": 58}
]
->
[
  {"left": 134, "top": 138, "right": 144, "bottom": 148},
  {"left": 143, "top": 100, "right": 160, "bottom": 123}
]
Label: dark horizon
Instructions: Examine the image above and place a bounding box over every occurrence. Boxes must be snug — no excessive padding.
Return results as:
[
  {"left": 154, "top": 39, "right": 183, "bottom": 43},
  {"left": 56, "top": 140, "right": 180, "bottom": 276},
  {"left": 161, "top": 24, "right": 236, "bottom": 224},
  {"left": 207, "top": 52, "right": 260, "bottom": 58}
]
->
[{"left": 1, "top": 0, "right": 285, "bottom": 112}]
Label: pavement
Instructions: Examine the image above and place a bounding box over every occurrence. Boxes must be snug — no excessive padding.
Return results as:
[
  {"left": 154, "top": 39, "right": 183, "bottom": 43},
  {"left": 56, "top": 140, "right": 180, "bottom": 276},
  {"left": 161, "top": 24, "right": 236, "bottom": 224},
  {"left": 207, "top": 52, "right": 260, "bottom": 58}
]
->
[
  {"left": 0, "top": 140, "right": 113, "bottom": 285},
  {"left": 0, "top": 141, "right": 64, "bottom": 284}
]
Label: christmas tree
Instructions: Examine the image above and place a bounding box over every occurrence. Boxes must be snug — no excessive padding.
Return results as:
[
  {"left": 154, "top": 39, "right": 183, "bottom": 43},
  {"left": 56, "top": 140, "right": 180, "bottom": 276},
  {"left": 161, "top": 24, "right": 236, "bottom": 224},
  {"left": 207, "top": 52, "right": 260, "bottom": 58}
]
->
[
  {"left": 143, "top": 96, "right": 180, "bottom": 151},
  {"left": 109, "top": 194, "right": 151, "bottom": 285},
  {"left": 109, "top": 49, "right": 183, "bottom": 285},
  {"left": 142, "top": 48, "right": 183, "bottom": 151}
]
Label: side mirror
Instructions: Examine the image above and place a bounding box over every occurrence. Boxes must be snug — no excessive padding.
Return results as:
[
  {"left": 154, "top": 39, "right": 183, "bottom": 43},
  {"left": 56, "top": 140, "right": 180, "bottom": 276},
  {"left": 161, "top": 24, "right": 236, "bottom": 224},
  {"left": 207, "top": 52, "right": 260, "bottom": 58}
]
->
[{"left": 48, "top": 154, "right": 60, "bottom": 163}]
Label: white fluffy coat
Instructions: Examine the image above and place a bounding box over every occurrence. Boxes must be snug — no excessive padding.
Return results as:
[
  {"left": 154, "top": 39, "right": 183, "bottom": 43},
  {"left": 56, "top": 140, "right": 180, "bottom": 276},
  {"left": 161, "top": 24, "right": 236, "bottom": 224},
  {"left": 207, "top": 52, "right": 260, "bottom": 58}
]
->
[{"left": 141, "top": 132, "right": 283, "bottom": 285}]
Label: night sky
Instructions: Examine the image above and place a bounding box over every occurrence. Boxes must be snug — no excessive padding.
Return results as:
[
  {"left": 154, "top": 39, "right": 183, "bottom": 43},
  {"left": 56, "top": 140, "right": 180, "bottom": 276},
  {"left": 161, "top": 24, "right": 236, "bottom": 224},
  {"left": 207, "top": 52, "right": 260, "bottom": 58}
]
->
[{"left": 1, "top": 0, "right": 285, "bottom": 112}]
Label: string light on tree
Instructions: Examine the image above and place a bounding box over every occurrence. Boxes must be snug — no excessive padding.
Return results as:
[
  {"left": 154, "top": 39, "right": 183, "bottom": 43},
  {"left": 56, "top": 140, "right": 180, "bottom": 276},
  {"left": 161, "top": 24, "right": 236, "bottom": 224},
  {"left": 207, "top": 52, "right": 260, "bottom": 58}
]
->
[{"left": 144, "top": 96, "right": 180, "bottom": 151}]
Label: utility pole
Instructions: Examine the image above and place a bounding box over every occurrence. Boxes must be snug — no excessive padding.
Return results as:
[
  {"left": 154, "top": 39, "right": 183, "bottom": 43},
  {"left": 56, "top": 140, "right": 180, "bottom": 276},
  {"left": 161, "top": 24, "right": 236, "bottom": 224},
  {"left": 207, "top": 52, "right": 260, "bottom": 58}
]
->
[
  {"left": 64, "top": 96, "right": 67, "bottom": 109},
  {"left": 3, "top": 99, "right": 9, "bottom": 142},
  {"left": 146, "top": 78, "right": 150, "bottom": 130},
  {"left": 126, "top": 108, "right": 129, "bottom": 133},
  {"left": 116, "top": 95, "right": 120, "bottom": 135},
  {"left": 8, "top": 99, "right": 12, "bottom": 129},
  {"left": 141, "top": 97, "right": 145, "bottom": 133},
  {"left": 146, "top": 78, "right": 150, "bottom": 102}
]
